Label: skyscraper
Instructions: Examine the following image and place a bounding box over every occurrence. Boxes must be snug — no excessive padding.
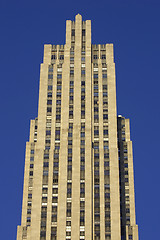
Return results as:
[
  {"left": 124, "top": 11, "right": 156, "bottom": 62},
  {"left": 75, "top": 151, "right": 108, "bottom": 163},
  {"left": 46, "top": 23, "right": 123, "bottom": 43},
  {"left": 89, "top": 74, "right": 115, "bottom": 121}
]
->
[{"left": 16, "top": 14, "right": 139, "bottom": 240}]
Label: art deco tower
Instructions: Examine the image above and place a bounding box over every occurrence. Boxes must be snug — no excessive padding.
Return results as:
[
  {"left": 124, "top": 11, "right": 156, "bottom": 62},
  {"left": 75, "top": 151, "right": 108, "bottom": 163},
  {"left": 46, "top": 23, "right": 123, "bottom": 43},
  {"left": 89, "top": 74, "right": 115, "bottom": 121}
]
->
[{"left": 16, "top": 14, "right": 139, "bottom": 240}]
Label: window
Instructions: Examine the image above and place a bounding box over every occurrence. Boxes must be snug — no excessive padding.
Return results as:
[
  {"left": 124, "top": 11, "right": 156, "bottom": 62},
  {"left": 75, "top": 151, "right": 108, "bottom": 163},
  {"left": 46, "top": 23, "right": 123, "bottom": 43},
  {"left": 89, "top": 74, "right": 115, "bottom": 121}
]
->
[
  {"left": 30, "top": 157, "right": 34, "bottom": 161},
  {"left": 129, "top": 236, "right": 133, "bottom": 240},
  {"left": 68, "top": 132, "right": 72, "bottom": 138},
  {"left": 94, "top": 74, "right": 98, "bottom": 79},
  {"left": 81, "top": 81, "right": 85, "bottom": 86},
  {"left": 46, "top": 130, "right": 51, "bottom": 135},
  {"left": 57, "top": 74, "right": 62, "bottom": 79},
  {"left": 81, "top": 57, "right": 85, "bottom": 62},
  {"left": 104, "top": 153, "right": 109, "bottom": 159},
  {"left": 82, "top": 29, "right": 85, "bottom": 36},
  {"left": 72, "top": 29, "right": 75, "bottom": 36},
  {"left": 48, "top": 85, "right": 52, "bottom": 90},
  {"left": 104, "top": 161, "right": 109, "bottom": 167},
  {"left": 48, "top": 92, "right": 52, "bottom": 98},
  {"left": 68, "top": 148, "right": 72, "bottom": 154},
  {"left": 43, "top": 170, "right": 48, "bottom": 176},
  {"left": 101, "top": 55, "right": 106, "bottom": 59},
  {"left": 29, "top": 171, "right": 33, "bottom": 176},
  {"left": 59, "top": 55, "right": 64, "bottom": 60},
  {"left": 81, "top": 70, "right": 85, "bottom": 75},
  {"left": 44, "top": 154, "right": 49, "bottom": 159},
  {"left": 70, "top": 70, "right": 74, "bottom": 75},
  {"left": 70, "top": 81, "right": 74, "bottom": 86},
  {"left": 47, "top": 107, "right": 52, "bottom": 113},
  {"left": 51, "top": 55, "right": 56, "bottom": 60},
  {"left": 103, "top": 129, "right": 108, "bottom": 135},
  {"left": 30, "top": 150, "right": 34, "bottom": 154},
  {"left": 30, "top": 164, "right": 34, "bottom": 168},
  {"left": 27, "top": 217, "right": 31, "bottom": 222},
  {"left": 47, "top": 100, "right": 52, "bottom": 105},
  {"left": 103, "top": 114, "right": 108, "bottom": 120},
  {"left": 94, "top": 130, "right": 99, "bottom": 136},
  {"left": 103, "top": 74, "right": 107, "bottom": 78},
  {"left": 48, "top": 66, "right": 53, "bottom": 72},
  {"left": 81, "top": 140, "right": 85, "bottom": 145},
  {"left": 70, "top": 57, "right": 74, "bottom": 61},
  {"left": 93, "top": 55, "right": 98, "bottom": 59},
  {"left": 81, "top": 132, "right": 85, "bottom": 138},
  {"left": 70, "top": 96, "right": 73, "bottom": 101},
  {"left": 124, "top": 163, "right": 128, "bottom": 168},
  {"left": 81, "top": 88, "right": 85, "bottom": 93},
  {"left": 28, "top": 194, "right": 32, "bottom": 199},
  {"left": 126, "top": 208, "right": 130, "bottom": 213},
  {"left": 104, "top": 170, "right": 109, "bottom": 176},
  {"left": 56, "top": 115, "right": 61, "bottom": 120},
  {"left": 48, "top": 74, "right": 53, "bottom": 79},
  {"left": 43, "top": 162, "right": 49, "bottom": 168}
]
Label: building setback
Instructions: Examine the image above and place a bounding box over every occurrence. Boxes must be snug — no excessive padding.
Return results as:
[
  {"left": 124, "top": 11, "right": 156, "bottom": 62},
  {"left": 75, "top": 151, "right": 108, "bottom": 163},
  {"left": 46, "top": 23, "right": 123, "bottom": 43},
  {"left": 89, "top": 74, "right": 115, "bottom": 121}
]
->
[{"left": 17, "top": 14, "right": 139, "bottom": 240}]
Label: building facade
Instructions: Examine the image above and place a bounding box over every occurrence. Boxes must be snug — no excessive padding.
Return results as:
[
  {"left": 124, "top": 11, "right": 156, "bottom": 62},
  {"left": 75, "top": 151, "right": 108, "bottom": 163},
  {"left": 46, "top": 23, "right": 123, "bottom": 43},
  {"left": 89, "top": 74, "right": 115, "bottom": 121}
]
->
[{"left": 17, "top": 14, "right": 139, "bottom": 240}]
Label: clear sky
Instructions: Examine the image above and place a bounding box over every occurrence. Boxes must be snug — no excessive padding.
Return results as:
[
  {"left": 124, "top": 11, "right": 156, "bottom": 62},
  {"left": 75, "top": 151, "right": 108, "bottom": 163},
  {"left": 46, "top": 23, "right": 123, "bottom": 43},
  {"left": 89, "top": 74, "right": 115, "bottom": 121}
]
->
[{"left": 0, "top": 0, "right": 159, "bottom": 239}]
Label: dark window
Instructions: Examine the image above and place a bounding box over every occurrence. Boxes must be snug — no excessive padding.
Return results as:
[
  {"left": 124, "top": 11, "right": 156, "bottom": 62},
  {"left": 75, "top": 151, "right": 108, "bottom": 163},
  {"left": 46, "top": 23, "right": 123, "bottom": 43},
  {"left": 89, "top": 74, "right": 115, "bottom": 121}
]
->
[
  {"left": 48, "top": 67, "right": 53, "bottom": 72},
  {"left": 81, "top": 70, "right": 85, "bottom": 75},
  {"left": 59, "top": 55, "right": 64, "bottom": 60},
  {"left": 81, "top": 132, "right": 85, "bottom": 138},
  {"left": 43, "top": 162, "right": 49, "bottom": 168},
  {"left": 93, "top": 55, "right": 98, "bottom": 59},
  {"left": 56, "top": 100, "right": 61, "bottom": 105},
  {"left": 29, "top": 171, "right": 33, "bottom": 176},
  {"left": 72, "top": 29, "right": 75, "bottom": 36},
  {"left": 70, "top": 70, "right": 74, "bottom": 75},
  {"left": 44, "top": 154, "right": 49, "bottom": 159},
  {"left": 101, "top": 55, "right": 106, "bottom": 59},
  {"left": 57, "top": 74, "right": 62, "bottom": 79},
  {"left": 27, "top": 217, "right": 31, "bottom": 222},
  {"left": 103, "top": 129, "right": 108, "bottom": 135},
  {"left": 48, "top": 85, "right": 52, "bottom": 90},
  {"left": 30, "top": 150, "right": 34, "bottom": 154},
  {"left": 70, "top": 81, "right": 74, "bottom": 86},
  {"left": 30, "top": 164, "right": 34, "bottom": 168},
  {"left": 104, "top": 161, "right": 109, "bottom": 167},
  {"left": 47, "top": 107, "right": 52, "bottom": 113},
  {"left": 47, "top": 100, "right": 52, "bottom": 105},
  {"left": 82, "top": 29, "right": 85, "bottom": 36},
  {"left": 51, "top": 55, "right": 56, "bottom": 60},
  {"left": 48, "top": 92, "right": 52, "bottom": 98},
  {"left": 68, "top": 132, "right": 72, "bottom": 138},
  {"left": 28, "top": 194, "right": 32, "bottom": 199},
  {"left": 46, "top": 130, "right": 51, "bottom": 135},
  {"left": 104, "top": 153, "right": 109, "bottom": 159},
  {"left": 30, "top": 157, "right": 34, "bottom": 161},
  {"left": 103, "top": 74, "right": 107, "bottom": 78},
  {"left": 104, "top": 170, "right": 109, "bottom": 176},
  {"left": 103, "top": 114, "right": 108, "bottom": 120},
  {"left": 94, "top": 74, "right": 98, "bottom": 78},
  {"left": 48, "top": 74, "right": 53, "bottom": 79}
]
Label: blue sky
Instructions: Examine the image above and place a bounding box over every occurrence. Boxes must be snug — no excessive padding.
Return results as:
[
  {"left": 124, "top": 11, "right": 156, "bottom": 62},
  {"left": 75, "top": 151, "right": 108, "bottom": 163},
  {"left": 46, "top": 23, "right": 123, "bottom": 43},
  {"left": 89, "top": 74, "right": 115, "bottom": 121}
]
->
[{"left": 0, "top": 0, "right": 160, "bottom": 239}]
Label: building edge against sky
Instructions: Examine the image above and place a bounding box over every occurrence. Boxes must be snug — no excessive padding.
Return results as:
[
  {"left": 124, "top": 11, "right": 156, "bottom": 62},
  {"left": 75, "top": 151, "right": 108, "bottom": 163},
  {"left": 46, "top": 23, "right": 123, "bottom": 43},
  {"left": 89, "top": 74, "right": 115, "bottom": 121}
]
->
[{"left": 16, "top": 14, "right": 139, "bottom": 240}]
